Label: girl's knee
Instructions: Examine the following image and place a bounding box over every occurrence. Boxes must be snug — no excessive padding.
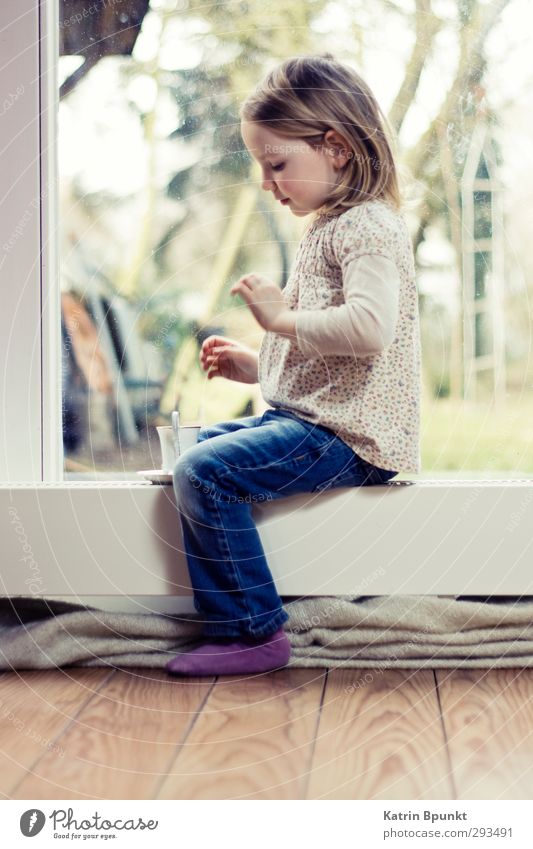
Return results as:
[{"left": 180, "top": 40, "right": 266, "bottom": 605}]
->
[
  {"left": 173, "top": 443, "right": 222, "bottom": 490},
  {"left": 196, "top": 424, "right": 214, "bottom": 443},
  {"left": 173, "top": 455, "right": 195, "bottom": 493},
  {"left": 196, "top": 420, "right": 235, "bottom": 443}
]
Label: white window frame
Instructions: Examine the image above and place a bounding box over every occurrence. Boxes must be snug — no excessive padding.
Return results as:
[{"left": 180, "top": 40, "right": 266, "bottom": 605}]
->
[
  {"left": 1, "top": 0, "right": 532, "bottom": 606},
  {"left": 1, "top": 0, "right": 61, "bottom": 483}
]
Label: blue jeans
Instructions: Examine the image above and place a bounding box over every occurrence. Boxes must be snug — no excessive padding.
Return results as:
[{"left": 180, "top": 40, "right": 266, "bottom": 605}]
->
[{"left": 172, "top": 407, "right": 397, "bottom": 639}]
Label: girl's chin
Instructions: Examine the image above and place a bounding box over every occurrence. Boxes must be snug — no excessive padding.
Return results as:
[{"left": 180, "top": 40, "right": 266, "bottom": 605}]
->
[{"left": 281, "top": 198, "right": 318, "bottom": 217}]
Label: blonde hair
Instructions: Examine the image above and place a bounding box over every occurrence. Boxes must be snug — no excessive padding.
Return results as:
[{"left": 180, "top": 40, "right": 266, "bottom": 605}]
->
[{"left": 239, "top": 53, "right": 403, "bottom": 220}]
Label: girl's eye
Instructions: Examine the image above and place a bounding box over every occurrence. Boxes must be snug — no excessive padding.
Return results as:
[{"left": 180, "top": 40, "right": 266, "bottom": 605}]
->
[{"left": 271, "top": 163, "right": 285, "bottom": 172}]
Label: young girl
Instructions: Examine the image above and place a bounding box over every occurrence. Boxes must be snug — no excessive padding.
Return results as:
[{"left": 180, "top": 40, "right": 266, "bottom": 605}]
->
[{"left": 166, "top": 53, "right": 421, "bottom": 677}]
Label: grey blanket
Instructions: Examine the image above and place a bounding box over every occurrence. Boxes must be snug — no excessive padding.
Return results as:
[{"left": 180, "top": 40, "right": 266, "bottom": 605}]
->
[{"left": 2, "top": 595, "right": 533, "bottom": 669}]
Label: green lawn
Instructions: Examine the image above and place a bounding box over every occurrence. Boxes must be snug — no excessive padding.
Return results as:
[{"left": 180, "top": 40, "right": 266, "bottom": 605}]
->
[{"left": 399, "top": 396, "right": 533, "bottom": 480}]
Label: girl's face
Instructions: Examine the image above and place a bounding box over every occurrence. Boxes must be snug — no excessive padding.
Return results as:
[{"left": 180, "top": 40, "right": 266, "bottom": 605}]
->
[{"left": 240, "top": 121, "right": 348, "bottom": 217}]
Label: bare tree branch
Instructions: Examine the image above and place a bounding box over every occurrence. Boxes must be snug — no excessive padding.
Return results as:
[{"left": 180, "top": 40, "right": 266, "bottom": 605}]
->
[
  {"left": 405, "top": 0, "right": 513, "bottom": 180},
  {"left": 389, "top": 0, "right": 443, "bottom": 133},
  {"left": 59, "top": 0, "right": 150, "bottom": 100}
]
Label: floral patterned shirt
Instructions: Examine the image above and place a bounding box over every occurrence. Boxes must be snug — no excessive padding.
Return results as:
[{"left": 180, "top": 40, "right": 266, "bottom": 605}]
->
[{"left": 258, "top": 198, "right": 421, "bottom": 474}]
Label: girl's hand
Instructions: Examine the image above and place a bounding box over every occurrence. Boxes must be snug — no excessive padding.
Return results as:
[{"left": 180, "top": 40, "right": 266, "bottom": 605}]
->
[
  {"left": 230, "top": 273, "right": 296, "bottom": 336},
  {"left": 199, "top": 335, "right": 259, "bottom": 384}
]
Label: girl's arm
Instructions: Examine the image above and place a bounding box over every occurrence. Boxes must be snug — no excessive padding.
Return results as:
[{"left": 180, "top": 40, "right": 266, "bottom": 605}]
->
[
  {"left": 294, "top": 253, "right": 401, "bottom": 358},
  {"left": 200, "top": 335, "right": 259, "bottom": 383},
  {"left": 230, "top": 258, "right": 400, "bottom": 358}
]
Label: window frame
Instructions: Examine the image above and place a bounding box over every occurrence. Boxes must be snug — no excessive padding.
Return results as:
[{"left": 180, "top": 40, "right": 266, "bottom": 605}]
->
[
  {"left": 3, "top": 2, "right": 533, "bottom": 603},
  {"left": 1, "top": 0, "right": 61, "bottom": 482},
  {"left": 0, "top": 0, "right": 528, "bottom": 487}
]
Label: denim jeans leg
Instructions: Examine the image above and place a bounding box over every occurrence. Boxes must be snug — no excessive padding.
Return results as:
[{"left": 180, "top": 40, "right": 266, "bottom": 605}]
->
[
  {"left": 172, "top": 408, "right": 392, "bottom": 639},
  {"left": 173, "top": 413, "right": 285, "bottom": 638},
  {"left": 173, "top": 452, "right": 289, "bottom": 638}
]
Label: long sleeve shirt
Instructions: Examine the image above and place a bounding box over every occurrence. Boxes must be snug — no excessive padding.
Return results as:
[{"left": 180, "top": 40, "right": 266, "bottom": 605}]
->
[
  {"left": 295, "top": 253, "right": 401, "bottom": 358},
  {"left": 257, "top": 198, "right": 422, "bottom": 474}
]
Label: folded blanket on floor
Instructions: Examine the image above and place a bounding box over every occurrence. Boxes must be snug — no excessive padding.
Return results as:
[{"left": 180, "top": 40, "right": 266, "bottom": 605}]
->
[{"left": 1, "top": 595, "right": 533, "bottom": 670}]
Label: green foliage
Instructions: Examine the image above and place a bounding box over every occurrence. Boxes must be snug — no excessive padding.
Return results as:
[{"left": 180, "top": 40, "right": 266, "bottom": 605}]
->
[
  {"left": 419, "top": 397, "right": 533, "bottom": 475},
  {"left": 137, "top": 309, "right": 190, "bottom": 371}
]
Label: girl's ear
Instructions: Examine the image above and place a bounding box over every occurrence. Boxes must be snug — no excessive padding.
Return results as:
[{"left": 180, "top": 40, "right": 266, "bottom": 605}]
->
[{"left": 324, "top": 129, "right": 352, "bottom": 170}]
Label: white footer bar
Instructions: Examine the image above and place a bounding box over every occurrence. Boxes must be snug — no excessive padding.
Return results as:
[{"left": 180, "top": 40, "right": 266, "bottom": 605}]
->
[{"left": 2, "top": 800, "right": 530, "bottom": 847}]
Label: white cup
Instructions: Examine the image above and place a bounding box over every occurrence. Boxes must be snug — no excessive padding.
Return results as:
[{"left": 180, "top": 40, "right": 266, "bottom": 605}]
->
[{"left": 156, "top": 425, "right": 201, "bottom": 472}]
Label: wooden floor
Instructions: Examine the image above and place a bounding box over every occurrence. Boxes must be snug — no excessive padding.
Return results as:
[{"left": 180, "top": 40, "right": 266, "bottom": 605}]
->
[{"left": 1, "top": 667, "right": 532, "bottom": 799}]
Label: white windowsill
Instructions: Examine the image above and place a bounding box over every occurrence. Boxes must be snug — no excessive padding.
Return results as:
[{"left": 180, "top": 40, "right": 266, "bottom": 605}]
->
[{"left": 2, "top": 481, "right": 533, "bottom": 602}]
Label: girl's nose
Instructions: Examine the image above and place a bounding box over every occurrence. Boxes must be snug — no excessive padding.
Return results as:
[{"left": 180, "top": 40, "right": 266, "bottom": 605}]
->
[{"left": 260, "top": 165, "right": 276, "bottom": 192}]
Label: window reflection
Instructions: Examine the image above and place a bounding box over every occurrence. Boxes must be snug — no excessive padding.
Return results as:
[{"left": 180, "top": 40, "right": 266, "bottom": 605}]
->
[{"left": 59, "top": 0, "right": 533, "bottom": 479}]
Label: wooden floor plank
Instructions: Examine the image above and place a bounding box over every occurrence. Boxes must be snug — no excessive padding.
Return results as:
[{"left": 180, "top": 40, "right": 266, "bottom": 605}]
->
[
  {"left": 157, "top": 668, "right": 326, "bottom": 800},
  {"left": 11, "top": 669, "right": 215, "bottom": 800},
  {"left": 0, "top": 669, "right": 111, "bottom": 797},
  {"left": 437, "top": 668, "right": 533, "bottom": 799},
  {"left": 307, "top": 668, "right": 453, "bottom": 799},
  {"left": 6, "top": 667, "right": 532, "bottom": 801}
]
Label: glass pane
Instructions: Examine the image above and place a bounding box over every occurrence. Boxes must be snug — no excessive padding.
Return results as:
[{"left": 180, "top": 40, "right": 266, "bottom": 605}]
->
[
  {"left": 58, "top": 0, "right": 300, "bottom": 479},
  {"left": 475, "top": 152, "right": 490, "bottom": 181},
  {"left": 475, "top": 311, "right": 493, "bottom": 358},
  {"left": 474, "top": 251, "right": 491, "bottom": 300},
  {"left": 473, "top": 190, "right": 492, "bottom": 240},
  {"left": 58, "top": 0, "right": 533, "bottom": 480}
]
